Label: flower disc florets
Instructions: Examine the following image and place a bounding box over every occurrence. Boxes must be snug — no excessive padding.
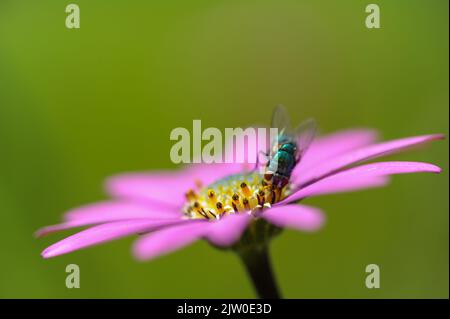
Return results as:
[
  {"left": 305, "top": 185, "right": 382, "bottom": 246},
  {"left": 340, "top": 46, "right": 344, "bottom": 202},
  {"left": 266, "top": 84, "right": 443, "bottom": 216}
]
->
[{"left": 183, "top": 172, "right": 291, "bottom": 220}]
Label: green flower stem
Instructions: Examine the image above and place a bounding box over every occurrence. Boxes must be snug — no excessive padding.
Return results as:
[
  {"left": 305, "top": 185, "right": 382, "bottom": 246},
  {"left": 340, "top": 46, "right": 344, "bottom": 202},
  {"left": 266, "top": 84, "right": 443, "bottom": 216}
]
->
[{"left": 238, "top": 244, "right": 281, "bottom": 299}]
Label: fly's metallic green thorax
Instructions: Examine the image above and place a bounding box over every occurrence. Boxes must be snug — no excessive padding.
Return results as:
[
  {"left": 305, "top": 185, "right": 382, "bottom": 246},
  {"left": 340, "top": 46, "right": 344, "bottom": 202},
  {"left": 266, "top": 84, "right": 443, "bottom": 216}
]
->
[{"left": 265, "top": 138, "right": 298, "bottom": 188}]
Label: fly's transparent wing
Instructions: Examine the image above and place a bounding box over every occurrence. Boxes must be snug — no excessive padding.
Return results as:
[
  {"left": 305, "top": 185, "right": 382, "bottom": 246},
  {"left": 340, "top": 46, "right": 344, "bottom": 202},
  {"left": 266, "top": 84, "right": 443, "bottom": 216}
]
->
[
  {"left": 270, "top": 105, "right": 316, "bottom": 161},
  {"left": 294, "top": 118, "right": 316, "bottom": 161},
  {"left": 270, "top": 104, "right": 293, "bottom": 153},
  {"left": 271, "top": 104, "right": 292, "bottom": 134}
]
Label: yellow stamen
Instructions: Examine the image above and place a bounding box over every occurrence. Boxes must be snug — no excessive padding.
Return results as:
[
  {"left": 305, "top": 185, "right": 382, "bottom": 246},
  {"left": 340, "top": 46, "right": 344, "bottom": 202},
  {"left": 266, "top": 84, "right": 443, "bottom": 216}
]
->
[
  {"left": 240, "top": 182, "right": 252, "bottom": 197},
  {"left": 183, "top": 172, "right": 290, "bottom": 220}
]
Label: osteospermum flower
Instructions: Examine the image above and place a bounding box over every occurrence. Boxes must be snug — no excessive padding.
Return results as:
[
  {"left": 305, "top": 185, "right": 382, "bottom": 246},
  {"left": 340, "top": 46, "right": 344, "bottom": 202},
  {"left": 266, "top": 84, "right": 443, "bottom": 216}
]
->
[{"left": 37, "top": 120, "right": 443, "bottom": 298}]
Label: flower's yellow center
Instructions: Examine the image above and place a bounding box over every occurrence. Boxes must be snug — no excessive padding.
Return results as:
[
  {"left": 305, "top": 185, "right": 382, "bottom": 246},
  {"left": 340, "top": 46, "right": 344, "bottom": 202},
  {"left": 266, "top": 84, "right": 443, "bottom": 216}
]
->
[{"left": 183, "top": 172, "right": 290, "bottom": 220}]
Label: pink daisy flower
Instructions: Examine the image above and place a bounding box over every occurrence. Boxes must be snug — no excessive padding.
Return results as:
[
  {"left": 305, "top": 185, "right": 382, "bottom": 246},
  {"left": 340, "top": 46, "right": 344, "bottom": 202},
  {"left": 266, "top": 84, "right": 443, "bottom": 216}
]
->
[{"left": 36, "top": 112, "right": 443, "bottom": 298}]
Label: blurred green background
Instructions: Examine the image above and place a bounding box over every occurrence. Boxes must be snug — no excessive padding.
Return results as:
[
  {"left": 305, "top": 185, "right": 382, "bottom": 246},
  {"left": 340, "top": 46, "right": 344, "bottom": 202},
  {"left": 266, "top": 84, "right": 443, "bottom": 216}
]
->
[{"left": 0, "top": 0, "right": 448, "bottom": 298}]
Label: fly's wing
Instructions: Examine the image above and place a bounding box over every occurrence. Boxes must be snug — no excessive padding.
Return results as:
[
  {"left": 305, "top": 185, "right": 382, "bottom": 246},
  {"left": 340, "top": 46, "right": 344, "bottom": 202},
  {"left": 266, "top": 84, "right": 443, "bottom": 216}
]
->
[
  {"left": 294, "top": 118, "right": 316, "bottom": 161},
  {"left": 270, "top": 104, "right": 292, "bottom": 150},
  {"left": 271, "top": 104, "right": 292, "bottom": 134}
]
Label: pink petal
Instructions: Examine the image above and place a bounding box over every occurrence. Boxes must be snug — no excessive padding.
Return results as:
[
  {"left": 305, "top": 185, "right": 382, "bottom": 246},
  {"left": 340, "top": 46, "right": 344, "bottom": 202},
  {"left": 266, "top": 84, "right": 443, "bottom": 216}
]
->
[
  {"left": 285, "top": 178, "right": 389, "bottom": 203},
  {"left": 283, "top": 161, "right": 441, "bottom": 204},
  {"left": 133, "top": 221, "right": 208, "bottom": 261},
  {"left": 205, "top": 213, "right": 252, "bottom": 247},
  {"left": 64, "top": 201, "right": 180, "bottom": 221},
  {"left": 36, "top": 220, "right": 90, "bottom": 237},
  {"left": 261, "top": 204, "right": 325, "bottom": 231},
  {"left": 41, "top": 219, "right": 187, "bottom": 258},
  {"left": 292, "top": 129, "right": 378, "bottom": 183},
  {"left": 36, "top": 201, "right": 182, "bottom": 237},
  {"left": 297, "top": 134, "right": 444, "bottom": 186},
  {"left": 106, "top": 163, "right": 241, "bottom": 207},
  {"left": 35, "top": 215, "right": 182, "bottom": 238},
  {"left": 291, "top": 129, "right": 378, "bottom": 183},
  {"left": 106, "top": 170, "right": 198, "bottom": 208}
]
